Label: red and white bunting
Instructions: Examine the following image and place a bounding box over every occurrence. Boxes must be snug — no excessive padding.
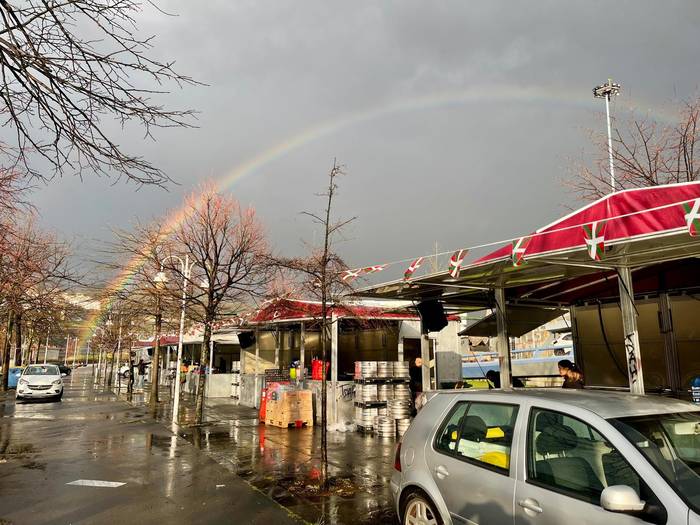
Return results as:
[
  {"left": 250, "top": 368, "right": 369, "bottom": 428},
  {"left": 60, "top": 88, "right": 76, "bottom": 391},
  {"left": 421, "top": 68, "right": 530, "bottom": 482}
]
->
[
  {"left": 404, "top": 257, "right": 424, "bottom": 280},
  {"left": 448, "top": 249, "right": 467, "bottom": 279},
  {"left": 511, "top": 236, "right": 531, "bottom": 267},
  {"left": 362, "top": 264, "right": 388, "bottom": 274},
  {"left": 341, "top": 268, "right": 363, "bottom": 282}
]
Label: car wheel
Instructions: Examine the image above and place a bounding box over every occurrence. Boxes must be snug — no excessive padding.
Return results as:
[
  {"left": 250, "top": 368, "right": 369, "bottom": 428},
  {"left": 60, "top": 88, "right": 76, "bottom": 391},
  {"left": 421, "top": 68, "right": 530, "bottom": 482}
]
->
[{"left": 403, "top": 491, "right": 442, "bottom": 525}]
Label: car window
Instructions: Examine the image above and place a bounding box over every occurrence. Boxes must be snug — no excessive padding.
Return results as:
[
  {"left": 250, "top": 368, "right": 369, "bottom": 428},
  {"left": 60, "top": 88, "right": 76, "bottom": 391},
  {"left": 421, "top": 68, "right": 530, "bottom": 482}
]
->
[
  {"left": 24, "top": 365, "right": 59, "bottom": 376},
  {"left": 435, "top": 401, "right": 518, "bottom": 474},
  {"left": 528, "top": 408, "right": 642, "bottom": 505}
]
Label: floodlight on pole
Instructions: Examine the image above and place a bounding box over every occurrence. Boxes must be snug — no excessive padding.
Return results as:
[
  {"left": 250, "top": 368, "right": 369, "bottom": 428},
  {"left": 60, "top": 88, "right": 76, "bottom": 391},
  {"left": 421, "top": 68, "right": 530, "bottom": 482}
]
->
[{"left": 593, "top": 79, "right": 621, "bottom": 192}]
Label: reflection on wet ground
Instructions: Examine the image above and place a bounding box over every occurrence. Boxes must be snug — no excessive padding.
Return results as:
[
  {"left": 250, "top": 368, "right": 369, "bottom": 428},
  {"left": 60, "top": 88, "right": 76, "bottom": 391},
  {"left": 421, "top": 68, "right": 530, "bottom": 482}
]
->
[
  {"left": 123, "top": 381, "right": 400, "bottom": 524},
  {"left": 0, "top": 370, "right": 302, "bottom": 525}
]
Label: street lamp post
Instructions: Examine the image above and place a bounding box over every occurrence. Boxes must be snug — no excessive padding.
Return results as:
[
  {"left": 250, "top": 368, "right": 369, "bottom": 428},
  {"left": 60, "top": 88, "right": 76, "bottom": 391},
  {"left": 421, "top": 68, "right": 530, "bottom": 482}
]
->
[
  {"left": 156, "top": 254, "right": 195, "bottom": 424},
  {"left": 43, "top": 329, "right": 50, "bottom": 364},
  {"left": 63, "top": 336, "right": 70, "bottom": 366},
  {"left": 593, "top": 79, "right": 621, "bottom": 192}
]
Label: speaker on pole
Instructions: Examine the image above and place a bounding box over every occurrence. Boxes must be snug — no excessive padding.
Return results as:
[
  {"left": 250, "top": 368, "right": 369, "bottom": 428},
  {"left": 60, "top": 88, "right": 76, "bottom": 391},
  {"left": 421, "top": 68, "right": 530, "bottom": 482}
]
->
[
  {"left": 416, "top": 300, "right": 448, "bottom": 333},
  {"left": 238, "top": 331, "right": 256, "bottom": 349}
]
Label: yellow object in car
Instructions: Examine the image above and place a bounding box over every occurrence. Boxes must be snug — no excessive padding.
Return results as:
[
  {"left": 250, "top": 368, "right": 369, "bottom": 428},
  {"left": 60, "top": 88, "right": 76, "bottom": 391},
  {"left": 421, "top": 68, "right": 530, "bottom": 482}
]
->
[
  {"left": 479, "top": 451, "right": 509, "bottom": 469},
  {"left": 486, "top": 427, "right": 505, "bottom": 439}
]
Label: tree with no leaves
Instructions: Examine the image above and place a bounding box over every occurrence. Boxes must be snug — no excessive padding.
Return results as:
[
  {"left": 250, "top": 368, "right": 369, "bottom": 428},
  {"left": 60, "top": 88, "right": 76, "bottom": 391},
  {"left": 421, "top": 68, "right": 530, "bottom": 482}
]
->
[
  {"left": 168, "top": 184, "right": 271, "bottom": 424},
  {"left": 274, "top": 160, "right": 354, "bottom": 490},
  {"left": 567, "top": 97, "right": 700, "bottom": 200},
  {"left": 0, "top": 0, "right": 197, "bottom": 184}
]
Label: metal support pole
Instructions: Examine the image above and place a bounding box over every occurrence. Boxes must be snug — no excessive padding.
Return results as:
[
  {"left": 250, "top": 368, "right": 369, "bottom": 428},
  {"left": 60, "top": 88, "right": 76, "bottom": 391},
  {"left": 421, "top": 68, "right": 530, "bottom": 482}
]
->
[
  {"left": 299, "top": 322, "right": 305, "bottom": 382},
  {"left": 659, "top": 293, "right": 681, "bottom": 394},
  {"left": 64, "top": 336, "right": 69, "bottom": 366},
  {"left": 495, "top": 287, "right": 512, "bottom": 388},
  {"left": 254, "top": 328, "right": 260, "bottom": 409},
  {"left": 114, "top": 323, "right": 122, "bottom": 391},
  {"left": 420, "top": 332, "right": 430, "bottom": 392},
  {"left": 43, "top": 330, "right": 49, "bottom": 364},
  {"left": 71, "top": 338, "right": 77, "bottom": 368},
  {"left": 172, "top": 254, "right": 190, "bottom": 423},
  {"left": 85, "top": 340, "right": 90, "bottom": 369},
  {"left": 618, "top": 267, "right": 645, "bottom": 394},
  {"left": 605, "top": 94, "right": 616, "bottom": 191},
  {"left": 397, "top": 321, "right": 404, "bottom": 362},
  {"left": 274, "top": 327, "right": 280, "bottom": 368},
  {"left": 330, "top": 313, "right": 339, "bottom": 424}
]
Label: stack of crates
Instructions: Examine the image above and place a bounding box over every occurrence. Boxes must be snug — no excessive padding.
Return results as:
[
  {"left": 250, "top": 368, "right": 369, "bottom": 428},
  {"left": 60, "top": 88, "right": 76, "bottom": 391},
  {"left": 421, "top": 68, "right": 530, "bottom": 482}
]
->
[{"left": 265, "top": 388, "right": 313, "bottom": 428}]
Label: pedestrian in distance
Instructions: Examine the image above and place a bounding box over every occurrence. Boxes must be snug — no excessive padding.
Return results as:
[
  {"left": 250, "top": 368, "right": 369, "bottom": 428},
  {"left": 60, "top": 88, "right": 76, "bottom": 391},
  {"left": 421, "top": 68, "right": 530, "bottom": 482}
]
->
[
  {"left": 136, "top": 359, "right": 146, "bottom": 391},
  {"left": 558, "top": 359, "right": 584, "bottom": 389},
  {"left": 485, "top": 370, "right": 524, "bottom": 389}
]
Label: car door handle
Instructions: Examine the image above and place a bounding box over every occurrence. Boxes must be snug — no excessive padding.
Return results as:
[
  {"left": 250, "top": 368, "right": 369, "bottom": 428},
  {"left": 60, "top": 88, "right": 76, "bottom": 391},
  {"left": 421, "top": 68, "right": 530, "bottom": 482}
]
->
[
  {"left": 518, "top": 498, "right": 543, "bottom": 514},
  {"left": 435, "top": 464, "right": 450, "bottom": 479}
]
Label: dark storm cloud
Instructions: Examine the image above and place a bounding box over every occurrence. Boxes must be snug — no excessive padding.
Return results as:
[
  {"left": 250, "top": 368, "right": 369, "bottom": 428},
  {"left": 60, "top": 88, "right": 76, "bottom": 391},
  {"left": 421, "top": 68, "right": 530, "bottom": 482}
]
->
[{"left": 30, "top": 0, "right": 700, "bottom": 270}]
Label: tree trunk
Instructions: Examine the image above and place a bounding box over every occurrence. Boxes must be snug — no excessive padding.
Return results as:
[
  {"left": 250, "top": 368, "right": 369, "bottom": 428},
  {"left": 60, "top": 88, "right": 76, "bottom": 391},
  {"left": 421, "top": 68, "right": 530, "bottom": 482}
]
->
[
  {"left": 195, "top": 319, "right": 212, "bottom": 425},
  {"left": 14, "top": 313, "right": 22, "bottom": 367},
  {"left": 150, "top": 299, "right": 162, "bottom": 414},
  {"left": 1, "top": 312, "right": 14, "bottom": 391},
  {"left": 320, "top": 304, "right": 328, "bottom": 489},
  {"left": 107, "top": 350, "right": 115, "bottom": 387}
]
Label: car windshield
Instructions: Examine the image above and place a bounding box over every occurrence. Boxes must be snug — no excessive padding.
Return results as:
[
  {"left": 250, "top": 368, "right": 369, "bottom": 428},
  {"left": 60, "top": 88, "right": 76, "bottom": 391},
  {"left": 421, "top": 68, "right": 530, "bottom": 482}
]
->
[
  {"left": 610, "top": 412, "right": 700, "bottom": 513},
  {"left": 24, "top": 365, "right": 59, "bottom": 376}
]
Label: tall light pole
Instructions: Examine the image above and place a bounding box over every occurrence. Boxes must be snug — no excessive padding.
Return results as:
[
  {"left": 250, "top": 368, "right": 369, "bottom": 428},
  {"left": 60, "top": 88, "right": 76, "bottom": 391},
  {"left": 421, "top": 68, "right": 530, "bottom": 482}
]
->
[
  {"left": 157, "top": 254, "right": 195, "bottom": 424},
  {"left": 63, "top": 336, "right": 70, "bottom": 366},
  {"left": 593, "top": 79, "right": 621, "bottom": 192},
  {"left": 43, "top": 329, "right": 50, "bottom": 364}
]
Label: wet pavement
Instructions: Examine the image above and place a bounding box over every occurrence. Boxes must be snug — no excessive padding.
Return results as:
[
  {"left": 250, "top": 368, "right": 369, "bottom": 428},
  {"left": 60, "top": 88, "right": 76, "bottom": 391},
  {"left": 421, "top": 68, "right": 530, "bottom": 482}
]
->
[
  {"left": 0, "top": 368, "right": 303, "bottom": 525},
  {"left": 129, "top": 377, "right": 401, "bottom": 525}
]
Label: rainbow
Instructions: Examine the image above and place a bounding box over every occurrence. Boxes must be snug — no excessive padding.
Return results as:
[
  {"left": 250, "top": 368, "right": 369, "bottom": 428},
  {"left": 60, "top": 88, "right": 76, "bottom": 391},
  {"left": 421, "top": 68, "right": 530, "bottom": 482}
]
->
[{"left": 80, "top": 84, "right": 678, "bottom": 340}]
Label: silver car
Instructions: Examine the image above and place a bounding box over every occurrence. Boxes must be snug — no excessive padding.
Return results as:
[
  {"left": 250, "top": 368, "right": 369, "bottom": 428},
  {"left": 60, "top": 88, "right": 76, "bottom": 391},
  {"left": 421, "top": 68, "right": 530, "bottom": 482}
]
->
[
  {"left": 392, "top": 389, "right": 700, "bottom": 525},
  {"left": 16, "top": 364, "right": 64, "bottom": 401}
]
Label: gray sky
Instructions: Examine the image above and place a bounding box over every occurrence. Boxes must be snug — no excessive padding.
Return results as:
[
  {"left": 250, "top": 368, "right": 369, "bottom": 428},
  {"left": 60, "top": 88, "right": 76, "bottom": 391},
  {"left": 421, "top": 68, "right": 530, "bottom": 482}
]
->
[{"left": 29, "top": 0, "right": 700, "bottom": 279}]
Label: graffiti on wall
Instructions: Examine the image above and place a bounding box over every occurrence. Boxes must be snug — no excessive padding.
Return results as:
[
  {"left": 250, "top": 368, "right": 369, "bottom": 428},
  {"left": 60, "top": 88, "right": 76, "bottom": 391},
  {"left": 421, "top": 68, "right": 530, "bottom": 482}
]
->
[{"left": 625, "top": 332, "right": 639, "bottom": 384}]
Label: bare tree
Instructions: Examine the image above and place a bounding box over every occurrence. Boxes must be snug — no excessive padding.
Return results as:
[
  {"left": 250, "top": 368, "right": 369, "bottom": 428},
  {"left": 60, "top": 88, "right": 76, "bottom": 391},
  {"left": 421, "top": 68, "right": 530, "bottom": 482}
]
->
[
  {"left": 274, "top": 160, "right": 354, "bottom": 490},
  {"left": 102, "top": 221, "right": 179, "bottom": 412},
  {"left": 168, "top": 184, "right": 271, "bottom": 424},
  {"left": 567, "top": 97, "right": 700, "bottom": 200},
  {"left": 0, "top": 1, "right": 197, "bottom": 184},
  {"left": 0, "top": 214, "right": 75, "bottom": 390}
]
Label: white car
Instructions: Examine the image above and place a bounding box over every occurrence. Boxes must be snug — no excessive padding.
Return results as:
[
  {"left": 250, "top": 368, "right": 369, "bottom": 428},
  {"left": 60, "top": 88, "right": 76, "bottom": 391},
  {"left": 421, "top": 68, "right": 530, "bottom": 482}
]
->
[{"left": 16, "top": 364, "right": 64, "bottom": 402}]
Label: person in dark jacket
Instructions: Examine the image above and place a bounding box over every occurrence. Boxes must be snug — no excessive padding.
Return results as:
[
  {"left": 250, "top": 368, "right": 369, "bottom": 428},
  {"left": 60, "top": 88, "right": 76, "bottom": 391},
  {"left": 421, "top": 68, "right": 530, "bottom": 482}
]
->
[{"left": 558, "top": 359, "right": 584, "bottom": 389}]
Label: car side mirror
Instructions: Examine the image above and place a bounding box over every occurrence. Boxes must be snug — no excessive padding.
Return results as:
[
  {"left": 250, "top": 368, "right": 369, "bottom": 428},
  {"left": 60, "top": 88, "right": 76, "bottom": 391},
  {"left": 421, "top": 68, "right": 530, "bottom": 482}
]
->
[{"left": 601, "top": 485, "right": 646, "bottom": 513}]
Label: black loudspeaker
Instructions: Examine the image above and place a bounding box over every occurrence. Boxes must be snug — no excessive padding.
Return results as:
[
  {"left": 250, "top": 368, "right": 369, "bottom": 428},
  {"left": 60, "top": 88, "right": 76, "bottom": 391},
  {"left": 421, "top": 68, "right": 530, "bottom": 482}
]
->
[
  {"left": 238, "top": 331, "right": 256, "bottom": 349},
  {"left": 416, "top": 300, "right": 448, "bottom": 333}
]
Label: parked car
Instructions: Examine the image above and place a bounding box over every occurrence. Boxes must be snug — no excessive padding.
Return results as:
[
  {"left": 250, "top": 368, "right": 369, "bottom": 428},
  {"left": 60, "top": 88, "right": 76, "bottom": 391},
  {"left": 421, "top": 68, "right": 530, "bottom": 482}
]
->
[
  {"left": 58, "top": 365, "right": 71, "bottom": 377},
  {"left": 16, "top": 364, "right": 64, "bottom": 402},
  {"left": 392, "top": 389, "right": 700, "bottom": 525}
]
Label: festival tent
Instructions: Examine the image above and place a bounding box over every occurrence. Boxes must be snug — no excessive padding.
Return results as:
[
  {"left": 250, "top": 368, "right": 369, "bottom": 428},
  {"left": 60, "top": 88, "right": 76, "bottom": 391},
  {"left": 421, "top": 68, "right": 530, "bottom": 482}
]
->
[{"left": 358, "top": 182, "right": 700, "bottom": 394}]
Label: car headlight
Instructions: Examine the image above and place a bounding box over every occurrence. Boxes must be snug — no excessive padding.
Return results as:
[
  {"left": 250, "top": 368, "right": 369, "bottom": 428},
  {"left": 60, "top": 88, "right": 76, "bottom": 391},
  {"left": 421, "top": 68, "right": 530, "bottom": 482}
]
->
[
  {"left": 52, "top": 379, "right": 62, "bottom": 385},
  {"left": 19, "top": 378, "right": 28, "bottom": 385}
]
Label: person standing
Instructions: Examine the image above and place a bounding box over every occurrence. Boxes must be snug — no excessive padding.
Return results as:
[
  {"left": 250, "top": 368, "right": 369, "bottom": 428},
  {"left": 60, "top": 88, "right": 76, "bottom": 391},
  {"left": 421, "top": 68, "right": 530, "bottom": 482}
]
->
[
  {"left": 558, "top": 359, "right": 584, "bottom": 389},
  {"left": 137, "top": 359, "right": 146, "bottom": 392}
]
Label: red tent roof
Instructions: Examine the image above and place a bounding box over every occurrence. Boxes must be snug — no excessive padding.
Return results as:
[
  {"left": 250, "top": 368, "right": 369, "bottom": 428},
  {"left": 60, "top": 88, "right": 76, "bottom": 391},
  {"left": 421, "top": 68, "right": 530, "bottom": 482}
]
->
[
  {"left": 246, "top": 298, "right": 424, "bottom": 324},
  {"left": 134, "top": 335, "right": 179, "bottom": 348},
  {"left": 477, "top": 182, "right": 700, "bottom": 264}
]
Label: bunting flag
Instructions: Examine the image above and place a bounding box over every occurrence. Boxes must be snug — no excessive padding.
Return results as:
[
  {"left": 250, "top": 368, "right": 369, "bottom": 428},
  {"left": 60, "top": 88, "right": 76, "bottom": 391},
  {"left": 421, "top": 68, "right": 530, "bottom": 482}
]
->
[
  {"left": 448, "top": 249, "right": 467, "bottom": 279},
  {"left": 363, "top": 264, "right": 388, "bottom": 274},
  {"left": 683, "top": 199, "right": 700, "bottom": 236},
  {"left": 511, "top": 236, "right": 531, "bottom": 267},
  {"left": 583, "top": 220, "right": 606, "bottom": 260},
  {"left": 341, "top": 268, "right": 363, "bottom": 282},
  {"left": 404, "top": 257, "right": 424, "bottom": 280}
]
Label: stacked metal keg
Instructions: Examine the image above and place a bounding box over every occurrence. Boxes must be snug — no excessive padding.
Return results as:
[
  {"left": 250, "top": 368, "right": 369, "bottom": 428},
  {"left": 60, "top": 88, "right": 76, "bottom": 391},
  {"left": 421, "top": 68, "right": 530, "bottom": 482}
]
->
[
  {"left": 377, "top": 383, "right": 393, "bottom": 402},
  {"left": 393, "top": 383, "right": 411, "bottom": 400},
  {"left": 393, "top": 360, "right": 410, "bottom": 378},
  {"left": 388, "top": 399, "right": 412, "bottom": 420},
  {"left": 377, "top": 361, "right": 393, "bottom": 378},
  {"left": 358, "top": 407, "right": 378, "bottom": 429},
  {"left": 376, "top": 416, "right": 396, "bottom": 437},
  {"left": 355, "top": 383, "right": 378, "bottom": 402},
  {"left": 354, "top": 361, "right": 377, "bottom": 380},
  {"left": 396, "top": 419, "right": 411, "bottom": 437}
]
